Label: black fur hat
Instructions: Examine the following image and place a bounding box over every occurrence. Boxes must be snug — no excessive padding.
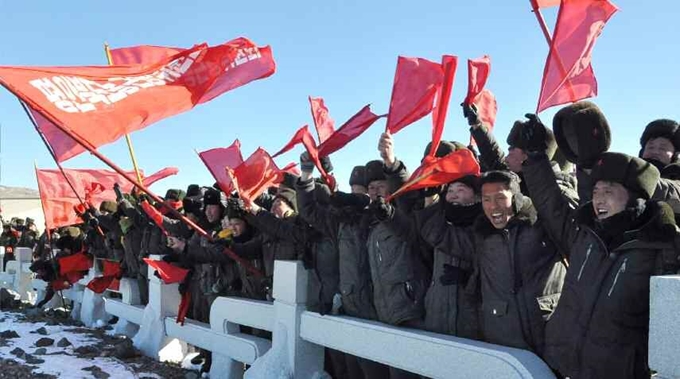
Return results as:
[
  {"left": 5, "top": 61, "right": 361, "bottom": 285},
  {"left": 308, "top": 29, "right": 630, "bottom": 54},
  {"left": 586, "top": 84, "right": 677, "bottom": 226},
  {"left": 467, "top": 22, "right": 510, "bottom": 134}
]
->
[
  {"left": 349, "top": 166, "right": 366, "bottom": 187},
  {"left": 275, "top": 187, "right": 298, "bottom": 212},
  {"left": 590, "top": 152, "right": 660, "bottom": 200},
  {"left": 639, "top": 119, "right": 680, "bottom": 161},
  {"left": 422, "top": 140, "right": 467, "bottom": 160},
  {"left": 364, "top": 160, "right": 386, "bottom": 184},
  {"left": 553, "top": 101, "right": 611, "bottom": 167}
]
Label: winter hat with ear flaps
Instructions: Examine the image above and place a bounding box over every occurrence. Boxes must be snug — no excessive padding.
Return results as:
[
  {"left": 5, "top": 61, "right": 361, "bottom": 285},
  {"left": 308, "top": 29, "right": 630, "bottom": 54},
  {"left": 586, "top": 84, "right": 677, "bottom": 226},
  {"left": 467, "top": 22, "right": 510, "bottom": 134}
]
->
[
  {"left": 590, "top": 152, "right": 660, "bottom": 200},
  {"left": 639, "top": 119, "right": 680, "bottom": 160}
]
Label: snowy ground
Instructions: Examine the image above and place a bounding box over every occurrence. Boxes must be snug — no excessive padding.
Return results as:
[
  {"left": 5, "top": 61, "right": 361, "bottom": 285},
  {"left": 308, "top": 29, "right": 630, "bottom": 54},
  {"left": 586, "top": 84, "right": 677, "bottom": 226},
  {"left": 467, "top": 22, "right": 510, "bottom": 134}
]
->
[{"left": 0, "top": 307, "right": 197, "bottom": 379}]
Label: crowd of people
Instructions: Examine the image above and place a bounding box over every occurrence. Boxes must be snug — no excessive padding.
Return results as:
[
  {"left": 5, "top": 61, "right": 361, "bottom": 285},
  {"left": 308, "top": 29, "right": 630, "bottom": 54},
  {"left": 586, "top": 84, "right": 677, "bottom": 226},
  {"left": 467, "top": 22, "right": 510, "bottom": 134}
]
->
[{"left": 2, "top": 101, "right": 679, "bottom": 379}]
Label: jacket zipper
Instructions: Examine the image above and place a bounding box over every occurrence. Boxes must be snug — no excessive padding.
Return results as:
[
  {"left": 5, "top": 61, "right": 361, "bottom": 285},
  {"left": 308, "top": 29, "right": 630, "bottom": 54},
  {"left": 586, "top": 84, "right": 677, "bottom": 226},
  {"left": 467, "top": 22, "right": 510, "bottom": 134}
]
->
[
  {"left": 607, "top": 258, "right": 628, "bottom": 297},
  {"left": 577, "top": 244, "right": 593, "bottom": 281}
]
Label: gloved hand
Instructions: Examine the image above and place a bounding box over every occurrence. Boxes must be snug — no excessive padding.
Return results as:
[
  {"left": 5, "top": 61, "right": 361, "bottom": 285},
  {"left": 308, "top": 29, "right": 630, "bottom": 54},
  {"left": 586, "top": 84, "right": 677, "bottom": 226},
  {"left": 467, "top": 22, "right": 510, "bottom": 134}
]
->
[
  {"left": 520, "top": 113, "right": 549, "bottom": 153},
  {"left": 330, "top": 191, "right": 371, "bottom": 210},
  {"left": 162, "top": 252, "right": 181, "bottom": 263},
  {"left": 300, "top": 152, "right": 315, "bottom": 173},
  {"left": 439, "top": 264, "right": 471, "bottom": 286},
  {"left": 368, "top": 196, "right": 394, "bottom": 222},
  {"left": 320, "top": 155, "right": 333, "bottom": 174},
  {"left": 462, "top": 103, "right": 480, "bottom": 126}
]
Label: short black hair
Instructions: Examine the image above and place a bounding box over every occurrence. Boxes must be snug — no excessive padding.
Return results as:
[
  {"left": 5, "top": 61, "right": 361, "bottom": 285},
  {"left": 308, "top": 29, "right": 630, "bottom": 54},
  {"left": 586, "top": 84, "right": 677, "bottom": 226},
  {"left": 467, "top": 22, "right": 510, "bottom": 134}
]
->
[{"left": 479, "top": 171, "right": 522, "bottom": 195}]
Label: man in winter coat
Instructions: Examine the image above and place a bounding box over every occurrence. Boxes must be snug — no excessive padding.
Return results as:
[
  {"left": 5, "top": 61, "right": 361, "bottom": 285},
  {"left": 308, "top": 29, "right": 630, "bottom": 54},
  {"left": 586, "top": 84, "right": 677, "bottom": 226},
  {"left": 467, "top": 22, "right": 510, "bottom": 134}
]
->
[
  {"left": 637, "top": 118, "right": 680, "bottom": 214},
  {"left": 521, "top": 113, "right": 680, "bottom": 378},
  {"left": 378, "top": 168, "right": 482, "bottom": 339},
  {"left": 1, "top": 223, "right": 19, "bottom": 270}
]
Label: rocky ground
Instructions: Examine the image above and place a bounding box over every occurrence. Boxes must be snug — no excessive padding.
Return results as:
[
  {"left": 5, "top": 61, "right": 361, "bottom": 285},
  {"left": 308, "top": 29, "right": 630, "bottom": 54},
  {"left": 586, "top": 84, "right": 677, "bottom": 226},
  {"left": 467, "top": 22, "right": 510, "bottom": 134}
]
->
[{"left": 0, "top": 298, "right": 203, "bottom": 379}]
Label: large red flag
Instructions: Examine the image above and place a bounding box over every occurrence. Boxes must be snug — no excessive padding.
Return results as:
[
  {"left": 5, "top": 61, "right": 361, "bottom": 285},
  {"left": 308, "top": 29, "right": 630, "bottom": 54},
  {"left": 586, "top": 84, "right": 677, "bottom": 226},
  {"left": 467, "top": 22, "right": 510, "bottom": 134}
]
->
[
  {"left": 309, "top": 97, "right": 335, "bottom": 143},
  {"left": 463, "top": 56, "right": 498, "bottom": 144},
  {"left": 385, "top": 56, "right": 445, "bottom": 134},
  {"left": 272, "top": 125, "right": 336, "bottom": 189},
  {"left": 428, "top": 55, "right": 458, "bottom": 158},
  {"left": 110, "top": 38, "right": 276, "bottom": 104},
  {"left": 317, "top": 105, "right": 383, "bottom": 157},
  {"left": 87, "top": 261, "right": 122, "bottom": 294},
  {"left": 228, "top": 148, "right": 283, "bottom": 205},
  {"left": 1, "top": 38, "right": 275, "bottom": 162},
  {"left": 536, "top": 0, "right": 618, "bottom": 113},
  {"left": 531, "top": 0, "right": 560, "bottom": 8},
  {"left": 36, "top": 167, "right": 177, "bottom": 229},
  {"left": 387, "top": 150, "right": 480, "bottom": 201},
  {"left": 198, "top": 140, "right": 244, "bottom": 194}
]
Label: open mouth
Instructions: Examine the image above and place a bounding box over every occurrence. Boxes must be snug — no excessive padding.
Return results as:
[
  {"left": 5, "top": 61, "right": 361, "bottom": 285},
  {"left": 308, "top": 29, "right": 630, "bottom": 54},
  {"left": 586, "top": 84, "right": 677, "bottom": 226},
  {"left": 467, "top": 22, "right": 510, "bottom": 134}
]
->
[
  {"left": 491, "top": 212, "right": 504, "bottom": 224},
  {"left": 596, "top": 208, "right": 609, "bottom": 218}
]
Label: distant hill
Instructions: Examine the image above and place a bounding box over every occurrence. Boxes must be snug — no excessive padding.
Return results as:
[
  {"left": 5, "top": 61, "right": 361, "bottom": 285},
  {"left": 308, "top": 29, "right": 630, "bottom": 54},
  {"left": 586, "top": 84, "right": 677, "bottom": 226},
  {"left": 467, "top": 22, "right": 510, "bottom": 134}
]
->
[{"left": 0, "top": 185, "right": 40, "bottom": 199}]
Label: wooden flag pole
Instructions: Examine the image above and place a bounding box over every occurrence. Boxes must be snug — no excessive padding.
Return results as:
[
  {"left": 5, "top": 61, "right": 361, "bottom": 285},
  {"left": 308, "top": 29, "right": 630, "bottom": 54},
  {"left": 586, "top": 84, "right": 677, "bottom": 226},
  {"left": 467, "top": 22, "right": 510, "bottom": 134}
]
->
[{"left": 103, "top": 42, "right": 144, "bottom": 186}]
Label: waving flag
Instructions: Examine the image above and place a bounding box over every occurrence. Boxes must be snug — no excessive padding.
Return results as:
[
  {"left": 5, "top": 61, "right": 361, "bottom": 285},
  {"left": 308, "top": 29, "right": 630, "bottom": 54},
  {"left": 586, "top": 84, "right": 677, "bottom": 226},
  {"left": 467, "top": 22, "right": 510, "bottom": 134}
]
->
[
  {"left": 385, "top": 56, "right": 445, "bottom": 134},
  {"left": 0, "top": 38, "right": 275, "bottom": 162},
  {"left": 428, "top": 55, "right": 458, "bottom": 158},
  {"left": 317, "top": 105, "right": 383, "bottom": 157},
  {"left": 273, "top": 125, "right": 336, "bottom": 189},
  {"left": 309, "top": 97, "right": 335, "bottom": 143},
  {"left": 536, "top": 0, "right": 618, "bottom": 112},
  {"left": 198, "top": 140, "right": 244, "bottom": 194},
  {"left": 463, "top": 56, "right": 498, "bottom": 143},
  {"left": 228, "top": 148, "right": 284, "bottom": 205}
]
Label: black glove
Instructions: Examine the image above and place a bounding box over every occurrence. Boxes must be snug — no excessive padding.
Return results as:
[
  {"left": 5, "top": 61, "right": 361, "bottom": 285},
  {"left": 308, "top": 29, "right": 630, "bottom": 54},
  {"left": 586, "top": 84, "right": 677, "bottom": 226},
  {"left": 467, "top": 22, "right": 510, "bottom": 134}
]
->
[
  {"left": 439, "top": 264, "right": 471, "bottom": 286},
  {"left": 368, "top": 196, "right": 394, "bottom": 222},
  {"left": 300, "top": 152, "right": 315, "bottom": 173},
  {"left": 320, "top": 155, "right": 333, "bottom": 174},
  {"left": 113, "top": 183, "right": 124, "bottom": 203},
  {"left": 462, "top": 103, "right": 480, "bottom": 126},
  {"left": 520, "top": 113, "right": 549, "bottom": 153},
  {"left": 162, "top": 252, "right": 181, "bottom": 263},
  {"left": 330, "top": 191, "right": 370, "bottom": 210}
]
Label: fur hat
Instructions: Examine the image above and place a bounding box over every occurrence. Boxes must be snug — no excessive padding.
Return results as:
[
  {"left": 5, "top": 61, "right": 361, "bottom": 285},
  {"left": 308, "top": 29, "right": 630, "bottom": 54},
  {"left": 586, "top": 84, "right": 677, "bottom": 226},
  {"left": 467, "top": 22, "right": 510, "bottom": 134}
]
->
[
  {"left": 99, "top": 200, "right": 118, "bottom": 214},
  {"left": 275, "top": 187, "right": 297, "bottom": 212},
  {"left": 422, "top": 141, "right": 467, "bottom": 160},
  {"left": 553, "top": 101, "right": 611, "bottom": 167},
  {"left": 450, "top": 175, "right": 481, "bottom": 194},
  {"left": 164, "top": 189, "right": 185, "bottom": 202},
  {"left": 349, "top": 166, "right": 366, "bottom": 187},
  {"left": 590, "top": 152, "right": 660, "bottom": 200},
  {"left": 364, "top": 160, "right": 386, "bottom": 184},
  {"left": 203, "top": 188, "right": 224, "bottom": 207},
  {"left": 507, "top": 121, "right": 558, "bottom": 160},
  {"left": 185, "top": 184, "right": 202, "bottom": 198},
  {"left": 639, "top": 119, "right": 680, "bottom": 158}
]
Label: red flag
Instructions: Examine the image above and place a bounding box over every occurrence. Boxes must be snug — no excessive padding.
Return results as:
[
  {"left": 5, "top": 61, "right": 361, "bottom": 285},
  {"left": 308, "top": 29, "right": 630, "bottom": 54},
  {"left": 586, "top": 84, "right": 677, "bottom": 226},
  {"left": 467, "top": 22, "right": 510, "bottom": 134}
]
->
[
  {"left": 143, "top": 258, "right": 189, "bottom": 284},
  {"left": 428, "top": 55, "right": 458, "bottom": 158},
  {"left": 87, "top": 261, "right": 122, "bottom": 294},
  {"left": 176, "top": 292, "right": 192, "bottom": 325},
  {"left": 198, "top": 140, "right": 244, "bottom": 194},
  {"left": 317, "top": 105, "right": 383, "bottom": 157},
  {"left": 139, "top": 200, "right": 167, "bottom": 234},
  {"left": 536, "top": 0, "right": 618, "bottom": 113},
  {"left": 143, "top": 167, "right": 179, "bottom": 187},
  {"left": 228, "top": 148, "right": 283, "bottom": 205},
  {"left": 58, "top": 253, "right": 92, "bottom": 276},
  {"left": 36, "top": 167, "right": 177, "bottom": 229},
  {"left": 463, "top": 56, "right": 498, "bottom": 145},
  {"left": 272, "top": 125, "right": 336, "bottom": 189},
  {"left": 387, "top": 150, "right": 480, "bottom": 201},
  {"left": 385, "top": 56, "right": 445, "bottom": 134},
  {"left": 531, "top": 0, "right": 561, "bottom": 9},
  {"left": 309, "top": 97, "right": 335, "bottom": 143},
  {"left": 1, "top": 38, "right": 275, "bottom": 162},
  {"left": 110, "top": 38, "right": 275, "bottom": 105}
]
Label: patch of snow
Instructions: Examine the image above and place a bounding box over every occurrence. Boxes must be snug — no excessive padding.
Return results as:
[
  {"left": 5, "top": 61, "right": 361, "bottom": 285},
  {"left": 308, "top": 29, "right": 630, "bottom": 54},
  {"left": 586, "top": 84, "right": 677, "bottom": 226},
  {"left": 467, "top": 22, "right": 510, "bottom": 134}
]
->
[{"left": 0, "top": 311, "right": 134, "bottom": 378}]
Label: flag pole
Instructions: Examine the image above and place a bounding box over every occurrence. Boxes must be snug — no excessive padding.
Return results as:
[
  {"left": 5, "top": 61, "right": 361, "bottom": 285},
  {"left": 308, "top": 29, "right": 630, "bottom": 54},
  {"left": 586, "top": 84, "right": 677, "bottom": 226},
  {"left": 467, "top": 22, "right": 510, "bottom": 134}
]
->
[
  {"left": 104, "top": 42, "right": 144, "bottom": 186},
  {"left": 22, "top": 101, "right": 105, "bottom": 236}
]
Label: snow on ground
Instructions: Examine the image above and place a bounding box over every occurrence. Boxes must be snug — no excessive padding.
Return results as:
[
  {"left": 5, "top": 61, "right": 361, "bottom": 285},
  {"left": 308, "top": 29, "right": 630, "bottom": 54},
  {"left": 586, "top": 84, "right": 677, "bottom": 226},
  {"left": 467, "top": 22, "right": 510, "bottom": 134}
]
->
[
  {"left": 0, "top": 309, "right": 193, "bottom": 378},
  {"left": 0, "top": 311, "right": 136, "bottom": 378}
]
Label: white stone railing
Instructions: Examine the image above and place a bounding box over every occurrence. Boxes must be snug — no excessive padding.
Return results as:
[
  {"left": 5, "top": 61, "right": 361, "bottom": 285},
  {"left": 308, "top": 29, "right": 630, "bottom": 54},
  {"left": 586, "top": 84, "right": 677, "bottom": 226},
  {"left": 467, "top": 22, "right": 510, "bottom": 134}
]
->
[{"left": 8, "top": 253, "right": 679, "bottom": 379}]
